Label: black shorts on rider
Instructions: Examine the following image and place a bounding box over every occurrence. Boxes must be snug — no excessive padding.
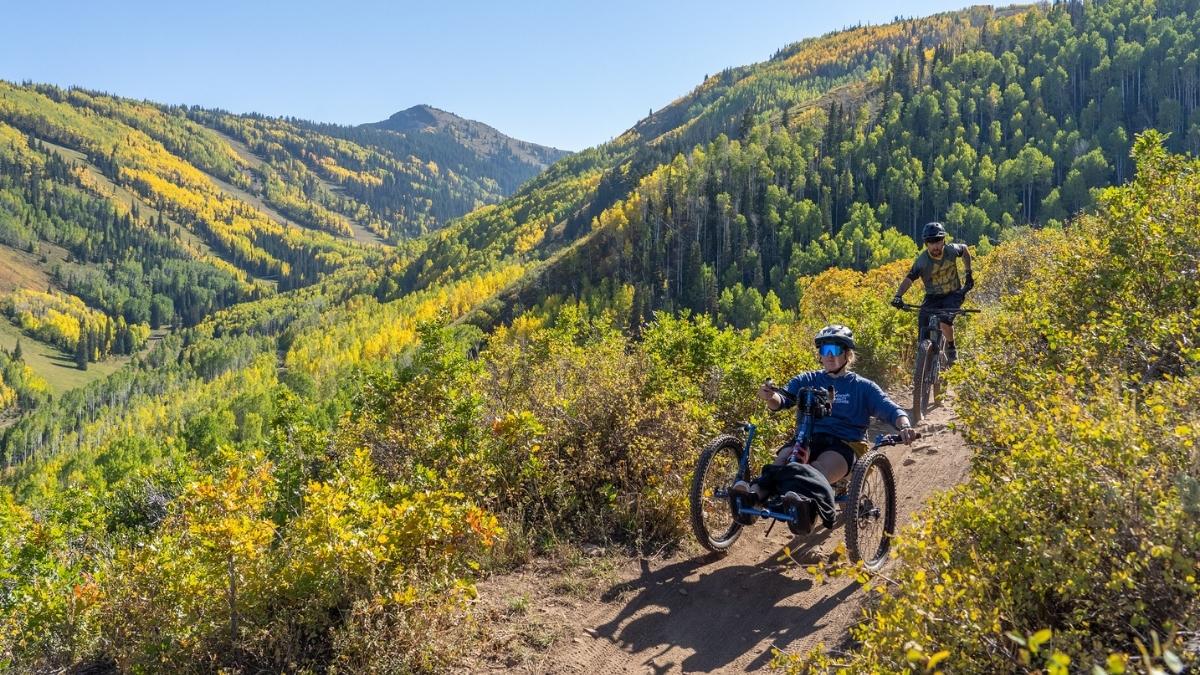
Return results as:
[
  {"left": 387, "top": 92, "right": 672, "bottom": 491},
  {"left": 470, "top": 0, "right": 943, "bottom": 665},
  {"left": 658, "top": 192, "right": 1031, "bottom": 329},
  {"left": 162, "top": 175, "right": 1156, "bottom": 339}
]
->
[{"left": 918, "top": 291, "right": 965, "bottom": 343}]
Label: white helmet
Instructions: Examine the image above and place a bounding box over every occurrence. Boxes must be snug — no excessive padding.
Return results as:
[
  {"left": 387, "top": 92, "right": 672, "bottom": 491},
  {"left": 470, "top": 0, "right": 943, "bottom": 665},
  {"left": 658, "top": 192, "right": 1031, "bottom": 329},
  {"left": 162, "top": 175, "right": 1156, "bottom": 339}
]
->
[{"left": 813, "top": 324, "right": 855, "bottom": 351}]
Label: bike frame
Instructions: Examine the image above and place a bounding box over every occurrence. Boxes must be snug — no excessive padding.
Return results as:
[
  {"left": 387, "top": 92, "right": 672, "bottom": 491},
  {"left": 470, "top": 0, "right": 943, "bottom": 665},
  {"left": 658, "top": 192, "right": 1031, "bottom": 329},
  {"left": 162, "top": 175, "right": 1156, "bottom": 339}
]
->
[
  {"left": 923, "top": 313, "right": 949, "bottom": 385},
  {"left": 738, "top": 421, "right": 756, "bottom": 480},
  {"left": 733, "top": 388, "right": 896, "bottom": 525},
  {"left": 901, "top": 303, "right": 979, "bottom": 363},
  {"left": 924, "top": 313, "right": 946, "bottom": 356},
  {"left": 736, "top": 421, "right": 806, "bottom": 523},
  {"left": 733, "top": 427, "right": 903, "bottom": 523}
]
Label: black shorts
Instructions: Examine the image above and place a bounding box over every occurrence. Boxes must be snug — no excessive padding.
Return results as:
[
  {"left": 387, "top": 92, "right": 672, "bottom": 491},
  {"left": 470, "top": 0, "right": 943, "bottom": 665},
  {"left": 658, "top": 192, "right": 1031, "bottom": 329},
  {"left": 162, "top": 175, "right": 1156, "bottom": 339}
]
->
[
  {"left": 767, "top": 433, "right": 856, "bottom": 470},
  {"left": 807, "top": 433, "right": 857, "bottom": 468},
  {"left": 756, "top": 434, "right": 856, "bottom": 494},
  {"left": 919, "top": 292, "right": 964, "bottom": 340}
]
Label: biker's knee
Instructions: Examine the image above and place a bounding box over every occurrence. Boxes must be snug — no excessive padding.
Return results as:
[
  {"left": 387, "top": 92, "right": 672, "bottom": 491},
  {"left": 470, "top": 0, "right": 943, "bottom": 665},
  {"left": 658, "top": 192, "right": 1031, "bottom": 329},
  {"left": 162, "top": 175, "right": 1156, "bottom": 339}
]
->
[{"left": 812, "top": 454, "right": 849, "bottom": 484}]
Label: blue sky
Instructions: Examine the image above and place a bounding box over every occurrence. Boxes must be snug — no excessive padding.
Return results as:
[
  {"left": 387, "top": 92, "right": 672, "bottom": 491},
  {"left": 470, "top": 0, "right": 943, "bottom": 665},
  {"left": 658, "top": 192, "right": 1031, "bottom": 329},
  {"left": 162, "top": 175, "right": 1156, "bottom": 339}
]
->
[{"left": 1, "top": 1, "right": 976, "bottom": 151}]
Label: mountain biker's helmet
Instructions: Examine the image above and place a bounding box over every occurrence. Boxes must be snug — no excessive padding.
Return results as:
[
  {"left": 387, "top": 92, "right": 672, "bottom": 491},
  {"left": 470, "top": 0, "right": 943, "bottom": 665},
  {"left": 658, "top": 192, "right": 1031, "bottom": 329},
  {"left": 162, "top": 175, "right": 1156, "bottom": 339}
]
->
[
  {"left": 814, "top": 324, "right": 856, "bottom": 351},
  {"left": 922, "top": 221, "right": 948, "bottom": 242}
]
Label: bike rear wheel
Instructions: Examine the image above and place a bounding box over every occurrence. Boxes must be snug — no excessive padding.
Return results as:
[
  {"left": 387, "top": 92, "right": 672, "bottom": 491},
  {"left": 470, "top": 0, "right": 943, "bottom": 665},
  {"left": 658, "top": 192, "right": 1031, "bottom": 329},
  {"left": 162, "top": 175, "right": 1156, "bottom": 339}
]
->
[
  {"left": 845, "top": 449, "right": 897, "bottom": 571},
  {"left": 689, "top": 435, "right": 745, "bottom": 553},
  {"left": 912, "top": 339, "right": 934, "bottom": 424}
]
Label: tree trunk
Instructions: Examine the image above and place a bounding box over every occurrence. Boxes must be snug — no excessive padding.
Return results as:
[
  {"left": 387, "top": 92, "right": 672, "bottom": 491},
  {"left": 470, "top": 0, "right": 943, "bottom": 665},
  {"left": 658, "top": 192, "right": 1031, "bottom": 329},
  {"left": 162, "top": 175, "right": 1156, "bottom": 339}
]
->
[{"left": 228, "top": 554, "right": 238, "bottom": 647}]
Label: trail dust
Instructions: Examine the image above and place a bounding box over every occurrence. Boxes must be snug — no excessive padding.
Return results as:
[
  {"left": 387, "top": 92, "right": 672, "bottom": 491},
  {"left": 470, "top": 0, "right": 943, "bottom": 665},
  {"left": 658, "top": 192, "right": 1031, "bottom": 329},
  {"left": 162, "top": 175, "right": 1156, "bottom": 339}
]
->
[{"left": 463, "top": 396, "right": 971, "bottom": 673}]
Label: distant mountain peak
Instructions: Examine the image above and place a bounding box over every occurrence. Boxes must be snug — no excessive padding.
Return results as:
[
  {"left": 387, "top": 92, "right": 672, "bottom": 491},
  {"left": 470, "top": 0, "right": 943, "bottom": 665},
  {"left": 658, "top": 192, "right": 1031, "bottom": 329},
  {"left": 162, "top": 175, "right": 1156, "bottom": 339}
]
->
[
  {"left": 366, "top": 104, "right": 567, "bottom": 168},
  {"left": 379, "top": 104, "right": 459, "bottom": 133}
]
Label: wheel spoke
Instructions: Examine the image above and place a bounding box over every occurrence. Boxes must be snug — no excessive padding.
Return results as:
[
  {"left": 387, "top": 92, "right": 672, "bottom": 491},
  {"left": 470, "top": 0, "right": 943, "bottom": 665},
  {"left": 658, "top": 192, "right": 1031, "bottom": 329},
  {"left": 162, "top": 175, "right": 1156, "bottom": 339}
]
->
[
  {"left": 856, "top": 469, "right": 882, "bottom": 556},
  {"left": 690, "top": 436, "right": 748, "bottom": 553},
  {"left": 846, "top": 450, "right": 896, "bottom": 571}
]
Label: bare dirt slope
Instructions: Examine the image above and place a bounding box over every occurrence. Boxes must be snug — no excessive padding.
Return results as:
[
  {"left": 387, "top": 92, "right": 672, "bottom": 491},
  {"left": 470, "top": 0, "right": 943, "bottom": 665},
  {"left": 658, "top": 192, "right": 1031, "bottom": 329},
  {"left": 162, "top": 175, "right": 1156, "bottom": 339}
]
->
[{"left": 468, "top": 398, "right": 971, "bottom": 674}]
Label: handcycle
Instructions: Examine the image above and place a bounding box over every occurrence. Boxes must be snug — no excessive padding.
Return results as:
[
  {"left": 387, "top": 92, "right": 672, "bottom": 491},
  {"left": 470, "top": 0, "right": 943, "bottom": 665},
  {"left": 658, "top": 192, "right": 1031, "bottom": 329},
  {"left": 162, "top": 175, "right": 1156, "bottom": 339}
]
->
[
  {"left": 688, "top": 384, "right": 910, "bottom": 571},
  {"left": 897, "top": 302, "right": 979, "bottom": 424}
]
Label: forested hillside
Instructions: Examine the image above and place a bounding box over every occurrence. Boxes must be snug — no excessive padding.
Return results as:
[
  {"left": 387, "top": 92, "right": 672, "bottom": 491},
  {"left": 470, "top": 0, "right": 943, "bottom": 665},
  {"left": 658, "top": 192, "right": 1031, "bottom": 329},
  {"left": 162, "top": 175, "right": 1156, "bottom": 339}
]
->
[
  {"left": 1, "top": 0, "right": 1199, "bottom": 672},
  {"left": 0, "top": 82, "right": 561, "bottom": 416},
  {"left": 391, "top": 0, "right": 1200, "bottom": 333},
  {"left": 192, "top": 103, "right": 566, "bottom": 242}
]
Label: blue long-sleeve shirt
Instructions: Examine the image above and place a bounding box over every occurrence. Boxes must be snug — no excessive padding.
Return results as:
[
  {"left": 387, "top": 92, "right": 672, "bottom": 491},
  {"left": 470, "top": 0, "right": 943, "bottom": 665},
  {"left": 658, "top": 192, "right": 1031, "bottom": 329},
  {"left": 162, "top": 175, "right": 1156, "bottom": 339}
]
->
[{"left": 781, "top": 370, "right": 907, "bottom": 442}]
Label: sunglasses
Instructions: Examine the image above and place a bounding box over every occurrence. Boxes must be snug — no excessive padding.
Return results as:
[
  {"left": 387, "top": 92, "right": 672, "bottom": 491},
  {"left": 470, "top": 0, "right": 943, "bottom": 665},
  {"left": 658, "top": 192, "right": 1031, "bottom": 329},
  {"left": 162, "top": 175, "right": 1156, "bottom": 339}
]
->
[
  {"left": 924, "top": 237, "right": 946, "bottom": 244},
  {"left": 818, "top": 343, "right": 845, "bottom": 358}
]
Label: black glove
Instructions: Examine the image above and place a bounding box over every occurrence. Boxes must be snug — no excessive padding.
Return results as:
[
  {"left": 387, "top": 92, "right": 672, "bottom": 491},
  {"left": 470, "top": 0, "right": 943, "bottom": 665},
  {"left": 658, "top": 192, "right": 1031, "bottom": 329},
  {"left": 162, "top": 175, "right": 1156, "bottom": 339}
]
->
[
  {"left": 963, "top": 271, "right": 975, "bottom": 293},
  {"left": 890, "top": 295, "right": 905, "bottom": 309}
]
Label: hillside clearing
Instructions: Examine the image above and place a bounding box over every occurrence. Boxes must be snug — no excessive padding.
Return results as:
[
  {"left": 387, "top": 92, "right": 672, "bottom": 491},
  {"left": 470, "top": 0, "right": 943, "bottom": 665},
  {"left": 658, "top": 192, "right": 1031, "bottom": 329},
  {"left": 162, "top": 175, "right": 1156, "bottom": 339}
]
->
[
  {"left": 0, "top": 244, "right": 56, "bottom": 294},
  {"left": 0, "top": 319, "right": 133, "bottom": 395}
]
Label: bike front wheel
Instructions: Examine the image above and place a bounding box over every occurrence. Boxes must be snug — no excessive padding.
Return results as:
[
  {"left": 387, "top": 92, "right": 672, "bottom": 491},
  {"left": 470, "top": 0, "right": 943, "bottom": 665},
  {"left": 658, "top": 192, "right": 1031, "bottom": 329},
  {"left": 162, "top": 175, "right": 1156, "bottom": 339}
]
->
[
  {"left": 912, "top": 339, "right": 934, "bottom": 424},
  {"left": 689, "top": 434, "right": 745, "bottom": 553},
  {"left": 931, "top": 347, "right": 945, "bottom": 406},
  {"left": 845, "top": 449, "right": 897, "bottom": 571}
]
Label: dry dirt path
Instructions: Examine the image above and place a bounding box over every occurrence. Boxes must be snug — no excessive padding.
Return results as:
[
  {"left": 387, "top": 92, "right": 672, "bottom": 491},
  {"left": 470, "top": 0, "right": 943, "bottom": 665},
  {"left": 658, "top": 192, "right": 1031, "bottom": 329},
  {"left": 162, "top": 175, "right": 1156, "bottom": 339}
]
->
[{"left": 467, "top": 397, "right": 971, "bottom": 674}]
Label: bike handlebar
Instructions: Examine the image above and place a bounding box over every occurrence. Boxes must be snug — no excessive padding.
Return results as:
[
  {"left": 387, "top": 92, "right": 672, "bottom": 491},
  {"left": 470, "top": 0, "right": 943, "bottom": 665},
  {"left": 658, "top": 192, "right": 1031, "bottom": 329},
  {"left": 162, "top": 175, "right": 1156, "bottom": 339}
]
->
[
  {"left": 874, "top": 432, "right": 921, "bottom": 447},
  {"left": 896, "top": 302, "right": 980, "bottom": 314}
]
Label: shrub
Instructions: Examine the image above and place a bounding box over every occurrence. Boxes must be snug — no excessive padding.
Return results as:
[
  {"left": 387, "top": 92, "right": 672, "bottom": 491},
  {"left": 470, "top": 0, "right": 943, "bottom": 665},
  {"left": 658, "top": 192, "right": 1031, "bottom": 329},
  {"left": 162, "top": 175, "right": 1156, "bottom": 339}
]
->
[{"left": 776, "top": 132, "right": 1200, "bottom": 673}]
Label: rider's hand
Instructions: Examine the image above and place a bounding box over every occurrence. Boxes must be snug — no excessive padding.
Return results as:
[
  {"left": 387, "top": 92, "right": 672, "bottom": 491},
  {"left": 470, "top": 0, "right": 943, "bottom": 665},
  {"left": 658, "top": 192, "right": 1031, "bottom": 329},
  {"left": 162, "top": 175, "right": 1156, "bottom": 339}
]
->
[
  {"left": 963, "top": 271, "right": 975, "bottom": 293},
  {"left": 758, "top": 382, "right": 783, "bottom": 411},
  {"left": 899, "top": 427, "right": 919, "bottom": 444},
  {"left": 890, "top": 294, "right": 905, "bottom": 309}
]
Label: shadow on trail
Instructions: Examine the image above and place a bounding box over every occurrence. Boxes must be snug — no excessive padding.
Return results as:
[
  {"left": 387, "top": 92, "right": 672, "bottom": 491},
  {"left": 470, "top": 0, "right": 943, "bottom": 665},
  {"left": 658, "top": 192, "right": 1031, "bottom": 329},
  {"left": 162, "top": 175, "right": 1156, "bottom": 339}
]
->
[{"left": 591, "top": 530, "right": 857, "bottom": 673}]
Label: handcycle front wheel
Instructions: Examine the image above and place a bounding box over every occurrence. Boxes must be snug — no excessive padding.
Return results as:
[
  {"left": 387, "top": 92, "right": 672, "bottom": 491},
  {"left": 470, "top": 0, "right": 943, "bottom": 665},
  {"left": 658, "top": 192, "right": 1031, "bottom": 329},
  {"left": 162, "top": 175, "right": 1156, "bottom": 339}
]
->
[
  {"left": 689, "top": 434, "right": 746, "bottom": 553},
  {"left": 845, "top": 448, "right": 897, "bottom": 571}
]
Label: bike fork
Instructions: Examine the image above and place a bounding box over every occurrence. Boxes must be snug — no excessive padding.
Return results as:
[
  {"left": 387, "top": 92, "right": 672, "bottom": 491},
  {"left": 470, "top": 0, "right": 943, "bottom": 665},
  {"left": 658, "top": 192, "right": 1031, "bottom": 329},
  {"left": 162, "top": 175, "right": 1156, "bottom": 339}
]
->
[{"left": 740, "top": 424, "right": 757, "bottom": 479}]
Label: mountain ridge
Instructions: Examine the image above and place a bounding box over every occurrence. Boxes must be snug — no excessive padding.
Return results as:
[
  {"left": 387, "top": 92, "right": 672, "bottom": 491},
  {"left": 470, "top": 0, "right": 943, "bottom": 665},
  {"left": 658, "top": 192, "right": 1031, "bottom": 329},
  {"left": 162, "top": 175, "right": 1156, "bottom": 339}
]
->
[{"left": 367, "top": 103, "right": 569, "bottom": 178}]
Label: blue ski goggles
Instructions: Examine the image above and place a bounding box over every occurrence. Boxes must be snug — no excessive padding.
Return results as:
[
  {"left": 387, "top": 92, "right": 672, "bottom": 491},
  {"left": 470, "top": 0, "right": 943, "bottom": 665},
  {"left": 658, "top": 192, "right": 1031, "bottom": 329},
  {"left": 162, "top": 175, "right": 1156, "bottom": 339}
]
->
[{"left": 818, "top": 343, "right": 845, "bottom": 358}]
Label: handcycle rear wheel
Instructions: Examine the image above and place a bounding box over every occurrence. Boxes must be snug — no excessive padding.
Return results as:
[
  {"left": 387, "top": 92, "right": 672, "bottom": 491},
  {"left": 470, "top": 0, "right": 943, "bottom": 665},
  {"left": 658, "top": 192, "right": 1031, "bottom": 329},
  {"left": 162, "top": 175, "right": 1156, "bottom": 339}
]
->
[
  {"left": 912, "top": 339, "right": 934, "bottom": 424},
  {"left": 845, "top": 449, "right": 896, "bottom": 571},
  {"left": 689, "top": 435, "right": 745, "bottom": 553}
]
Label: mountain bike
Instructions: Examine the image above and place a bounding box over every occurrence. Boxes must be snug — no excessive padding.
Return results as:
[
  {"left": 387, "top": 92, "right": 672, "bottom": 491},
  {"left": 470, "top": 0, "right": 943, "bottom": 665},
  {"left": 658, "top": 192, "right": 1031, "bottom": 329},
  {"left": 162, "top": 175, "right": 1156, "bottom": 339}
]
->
[
  {"left": 898, "top": 303, "right": 979, "bottom": 424},
  {"left": 689, "top": 384, "right": 910, "bottom": 571}
]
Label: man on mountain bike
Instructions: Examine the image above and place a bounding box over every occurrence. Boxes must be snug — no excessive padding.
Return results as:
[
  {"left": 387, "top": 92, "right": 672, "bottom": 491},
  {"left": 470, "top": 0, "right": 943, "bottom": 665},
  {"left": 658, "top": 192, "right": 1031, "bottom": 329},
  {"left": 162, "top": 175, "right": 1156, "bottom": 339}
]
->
[
  {"left": 730, "top": 325, "right": 917, "bottom": 529},
  {"left": 891, "top": 222, "right": 974, "bottom": 362}
]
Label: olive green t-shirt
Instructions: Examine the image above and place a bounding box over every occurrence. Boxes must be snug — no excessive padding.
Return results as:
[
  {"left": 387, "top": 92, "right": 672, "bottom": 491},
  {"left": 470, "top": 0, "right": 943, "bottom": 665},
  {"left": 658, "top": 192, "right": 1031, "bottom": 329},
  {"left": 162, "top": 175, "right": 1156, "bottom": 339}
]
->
[{"left": 906, "top": 243, "right": 968, "bottom": 297}]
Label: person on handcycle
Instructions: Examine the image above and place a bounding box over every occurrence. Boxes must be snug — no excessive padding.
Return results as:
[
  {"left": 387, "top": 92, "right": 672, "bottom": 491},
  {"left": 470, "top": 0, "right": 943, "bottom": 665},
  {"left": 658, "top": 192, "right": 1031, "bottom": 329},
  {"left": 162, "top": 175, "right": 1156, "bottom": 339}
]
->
[
  {"left": 890, "top": 222, "right": 974, "bottom": 362},
  {"left": 730, "top": 325, "right": 918, "bottom": 529}
]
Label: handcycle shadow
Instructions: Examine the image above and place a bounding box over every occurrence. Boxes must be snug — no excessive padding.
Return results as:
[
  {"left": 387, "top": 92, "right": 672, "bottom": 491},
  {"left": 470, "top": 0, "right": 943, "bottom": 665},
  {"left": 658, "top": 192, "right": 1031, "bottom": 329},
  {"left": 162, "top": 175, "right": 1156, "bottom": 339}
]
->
[{"left": 589, "top": 523, "right": 856, "bottom": 673}]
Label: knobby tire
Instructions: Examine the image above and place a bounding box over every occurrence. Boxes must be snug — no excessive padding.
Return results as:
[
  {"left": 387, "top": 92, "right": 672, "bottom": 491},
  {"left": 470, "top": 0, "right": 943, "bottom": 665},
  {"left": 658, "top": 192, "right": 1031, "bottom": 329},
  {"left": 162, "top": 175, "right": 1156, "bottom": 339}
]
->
[
  {"left": 931, "top": 348, "right": 944, "bottom": 407},
  {"left": 689, "top": 435, "right": 745, "bottom": 553},
  {"left": 912, "top": 339, "right": 934, "bottom": 424},
  {"left": 845, "top": 449, "right": 897, "bottom": 571}
]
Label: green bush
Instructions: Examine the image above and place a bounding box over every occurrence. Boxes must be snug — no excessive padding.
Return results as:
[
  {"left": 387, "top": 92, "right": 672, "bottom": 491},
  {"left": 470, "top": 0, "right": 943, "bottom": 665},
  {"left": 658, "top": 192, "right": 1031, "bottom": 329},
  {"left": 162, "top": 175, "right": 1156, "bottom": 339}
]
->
[{"left": 777, "top": 132, "right": 1200, "bottom": 673}]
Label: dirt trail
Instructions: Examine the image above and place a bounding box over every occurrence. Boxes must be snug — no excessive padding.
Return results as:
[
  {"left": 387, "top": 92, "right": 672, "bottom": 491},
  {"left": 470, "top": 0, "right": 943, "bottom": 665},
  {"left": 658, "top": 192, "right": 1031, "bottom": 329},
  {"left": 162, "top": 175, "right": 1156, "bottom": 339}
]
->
[{"left": 468, "top": 397, "right": 971, "bottom": 673}]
